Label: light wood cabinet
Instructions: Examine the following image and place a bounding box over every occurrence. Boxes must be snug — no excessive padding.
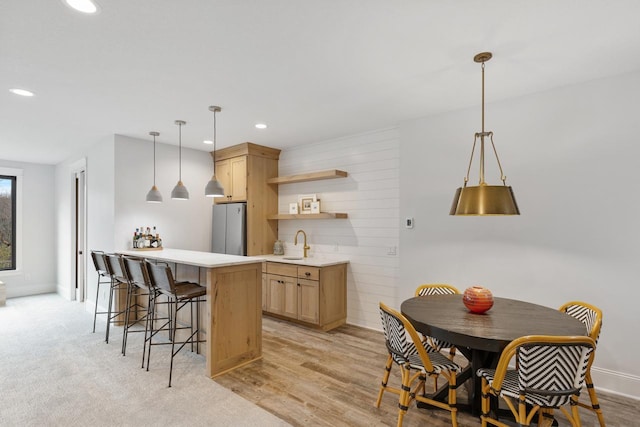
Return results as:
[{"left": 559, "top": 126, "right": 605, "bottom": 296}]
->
[
  {"left": 215, "top": 156, "right": 247, "bottom": 202},
  {"left": 211, "top": 143, "right": 280, "bottom": 255},
  {"left": 262, "top": 261, "right": 347, "bottom": 331}
]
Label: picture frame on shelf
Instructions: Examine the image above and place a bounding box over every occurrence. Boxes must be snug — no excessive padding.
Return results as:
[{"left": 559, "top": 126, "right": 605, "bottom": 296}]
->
[
  {"left": 297, "top": 194, "right": 317, "bottom": 214},
  {"left": 310, "top": 200, "right": 321, "bottom": 214},
  {"left": 289, "top": 203, "right": 299, "bottom": 214}
]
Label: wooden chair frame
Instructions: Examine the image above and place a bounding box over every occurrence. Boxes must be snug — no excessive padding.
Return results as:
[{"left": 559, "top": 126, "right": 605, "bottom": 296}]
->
[
  {"left": 375, "top": 302, "right": 459, "bottom": 427},
  {"left": 559, "top": 301, "right": 606, "bottom": 427},
  {"left": 478, "top": 335, "right": 596, "bottom": 427}
]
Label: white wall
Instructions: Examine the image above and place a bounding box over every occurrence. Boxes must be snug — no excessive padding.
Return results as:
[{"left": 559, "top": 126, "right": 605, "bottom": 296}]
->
[
  {"left": 0, "top": 160, "right": 56, "bottom": 298},
  {"left": 276, "top": 128, "right": 400, "bottom": 328},
  {"left": 399, "top": 70, "right": 640, "bottom": 398},
  {"left": 55, "top": 134, "right": 213, "bottom": 311},
  {"left": 114, "top": 135, "right": 213, "bottom": 252}
]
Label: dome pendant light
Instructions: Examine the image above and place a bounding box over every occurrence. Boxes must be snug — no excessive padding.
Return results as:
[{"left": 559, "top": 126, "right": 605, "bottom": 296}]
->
[
  {"left": 145, "top": 131, "right": 163, "bottom": 203},
  {"left": 205, "top": 106, "right": 225, "bottom": 197},
  {"left": 171, "top": 120, "right": 189, "bottom": 200},
  {"left": 450, "top": 52, "right": 520, "bottom": 216}
]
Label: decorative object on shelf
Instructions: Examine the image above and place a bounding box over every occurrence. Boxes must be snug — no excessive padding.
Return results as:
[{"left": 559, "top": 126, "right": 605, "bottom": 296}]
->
[
  {"left": 205, "top": 105, "right": 225, "bottom": 197},
  {"left": 462, "top": 286, "right": 494, "bottom": 314},
  {"left": 310, "top": 200, "right": 320, "bottom": 214},
  {"left": 145, "top": 131, "right": 163, "bottom": 203},
  {"left": 298, "top": 194, "right": 317, "bottom": 214},
  {"left": 171, "top": 120, "right": 189, "bottom": 200},
  {"left": 289, "top": 203, "right": 299, "bottom": 214},
  {"left": 132, "top": 226, "right": 163, "bottom": 250},
  {"left": 450, "top": 52, "right": 520, "bottom": 216},
  {"left": 273, "top": 240, "right": 284, "bottom": 255}
]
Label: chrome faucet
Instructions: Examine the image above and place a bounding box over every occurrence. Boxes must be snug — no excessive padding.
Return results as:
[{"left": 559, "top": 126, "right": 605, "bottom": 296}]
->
[{"left": 294, "top": 229, "right": 310, "bottom": 258}]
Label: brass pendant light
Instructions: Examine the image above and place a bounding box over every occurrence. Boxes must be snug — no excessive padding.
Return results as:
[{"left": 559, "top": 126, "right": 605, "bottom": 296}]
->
[
  {"left": 450, "top": 52, "right": 520, "bottom": 216},
  {"left": 204, "top": 105, "right": 225, "bottom": 197},
  {"left": 171, "top": 120, "right": 189, "bottom": 200},
  {"left": 145, "top": 131, "right": 163, "bottom": 203}
]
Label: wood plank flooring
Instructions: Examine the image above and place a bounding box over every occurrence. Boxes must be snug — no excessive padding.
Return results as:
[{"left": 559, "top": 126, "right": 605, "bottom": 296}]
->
[{"left": 215, "top": 316, "right": 638, "bottom": 427}]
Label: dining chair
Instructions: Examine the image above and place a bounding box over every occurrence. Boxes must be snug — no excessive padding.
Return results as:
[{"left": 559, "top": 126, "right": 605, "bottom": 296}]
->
[
  {"left": 375, "top": 302, "right": 460, "bottom": 427},
  {"left": 476, "top": 335, "right": 596, "bottom": 427},
  {"left": 145, "top": 260, "right": 206, "bottom": 387},
  {"left": 559, "top": 301, "right": 606, "bottom": 426},
  {"left": 414, "top": 284, "right": 461, "bottom": 360}
]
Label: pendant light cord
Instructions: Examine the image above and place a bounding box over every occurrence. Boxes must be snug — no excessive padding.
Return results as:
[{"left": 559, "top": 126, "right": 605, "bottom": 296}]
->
[
  {"left": 213, "top": 109, "right": 217, "bottom": 174},
  {"left": 178, "top": 122, "right": 182, "bottom": 181},
  {"left": 153, "top": 134, "right": 157, "bottom": 186}
]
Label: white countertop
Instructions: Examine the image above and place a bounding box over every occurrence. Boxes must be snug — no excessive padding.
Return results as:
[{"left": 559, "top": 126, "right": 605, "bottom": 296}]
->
[
  {"left": 117, "top": 248, "right": 265, "bottom": 268},
  {"left": 260, "top": 254, "right": 350, "bottom": 267},
  {"left": 118, "top": 248, "right": 350, "bottom": 268}
]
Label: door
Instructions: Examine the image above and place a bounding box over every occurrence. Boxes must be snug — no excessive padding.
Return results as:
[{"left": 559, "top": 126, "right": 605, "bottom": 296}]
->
[
  {"left": 211, "top": 204, "right": 227, "bottom": 253},
  {"left": 75, "top": 169, "right": 87, "bottom": 301},
  {"left": 298, "top": 278, "right": 319, "bottom": 324},
  {"left": 225, "top": 203, "right": 246, "bottom": 256},
  {"left": 266, "top": 274, "right": 297, "bottom": 319}
]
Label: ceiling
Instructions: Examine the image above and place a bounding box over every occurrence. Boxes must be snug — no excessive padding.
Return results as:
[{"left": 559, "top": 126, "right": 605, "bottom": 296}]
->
[{"left": 2, "top": 1, "right": 640, "bottom": 165}]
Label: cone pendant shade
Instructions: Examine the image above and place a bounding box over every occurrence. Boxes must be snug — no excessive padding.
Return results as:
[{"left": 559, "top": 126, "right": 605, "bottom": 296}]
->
[{"left": 205, "top": 105, "right": 225, "bottom": 198}]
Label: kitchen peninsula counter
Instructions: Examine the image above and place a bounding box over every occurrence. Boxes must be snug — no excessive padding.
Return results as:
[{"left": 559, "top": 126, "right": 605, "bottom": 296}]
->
[{"left": 118, "top": 248, "right": 264, "bottom": 378}]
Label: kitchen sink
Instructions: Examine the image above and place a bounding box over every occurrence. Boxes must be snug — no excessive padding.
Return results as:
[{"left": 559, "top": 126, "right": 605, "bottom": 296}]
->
[{"left": 283, "top": 256, "right": 304, "bottom": 260}]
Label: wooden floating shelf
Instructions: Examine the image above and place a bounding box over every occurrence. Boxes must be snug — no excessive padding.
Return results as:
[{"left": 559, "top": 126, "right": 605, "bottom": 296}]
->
[
  {"left": 267, "top": 169, "right": 348, "bottom": 185},
  {"left": 267, "top": 213, "right": 348, "bottom": 220}
]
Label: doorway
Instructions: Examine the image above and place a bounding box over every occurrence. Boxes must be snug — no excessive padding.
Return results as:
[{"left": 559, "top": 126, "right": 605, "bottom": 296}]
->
[{"left": 73, "top": 167, "right": 87, "bottom": 302}]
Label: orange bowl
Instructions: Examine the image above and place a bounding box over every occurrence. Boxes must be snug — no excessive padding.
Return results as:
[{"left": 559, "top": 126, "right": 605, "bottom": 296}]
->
[{"left": 463, "top": 286, "right": 494, "bottom": 314}]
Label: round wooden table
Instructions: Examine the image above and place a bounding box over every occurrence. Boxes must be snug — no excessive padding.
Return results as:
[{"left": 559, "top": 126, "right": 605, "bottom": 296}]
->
[{"left": 401, "top": 294, "right": 587, "bottom": 415}]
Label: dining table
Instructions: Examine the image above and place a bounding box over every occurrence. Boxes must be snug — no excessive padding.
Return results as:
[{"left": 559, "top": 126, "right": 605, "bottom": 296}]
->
[{"left": 400, "top": 294, "right": 587, "bottom": 416}]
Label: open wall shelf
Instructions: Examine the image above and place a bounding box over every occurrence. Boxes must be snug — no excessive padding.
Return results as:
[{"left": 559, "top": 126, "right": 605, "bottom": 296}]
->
[
  {"left": 267, "top": 213, "right": 348, "bottom": 220},
  {"left": 267, "top": 169, "right": 347, "bottom": 185}
]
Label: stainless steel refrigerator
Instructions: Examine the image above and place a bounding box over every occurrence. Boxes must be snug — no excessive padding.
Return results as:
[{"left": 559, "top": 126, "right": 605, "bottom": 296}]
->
[{"left": 211, "top": 203, "right": 247, "bottom": 255}]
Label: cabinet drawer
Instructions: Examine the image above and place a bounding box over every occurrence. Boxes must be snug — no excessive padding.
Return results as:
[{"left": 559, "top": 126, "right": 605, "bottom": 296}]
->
[
  {"left": 266, "top": 262, "right": 297, "bottom": 277},
  {"left": 297, "top": 266, "right": 320, "bottom": 281}
]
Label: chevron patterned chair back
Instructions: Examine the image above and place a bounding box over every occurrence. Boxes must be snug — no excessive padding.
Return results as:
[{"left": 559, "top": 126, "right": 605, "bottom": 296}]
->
[
  {"left": 413, "top": 284, "right": 460, "bottom": 358},
  {"left": 477, "top": 335, "right": 596, "bottom": 427},
  {"left": 559, "top": 301, "right": 606, "bottom": 426},
  {"left": 375, "top": 302, "right": 460, "bottom": 427}
]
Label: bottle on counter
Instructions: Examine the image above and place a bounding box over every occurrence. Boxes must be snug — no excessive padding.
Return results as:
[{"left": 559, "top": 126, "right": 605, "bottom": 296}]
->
[{"left": 133, "top": 229, "right": 139, "bottom": 248}]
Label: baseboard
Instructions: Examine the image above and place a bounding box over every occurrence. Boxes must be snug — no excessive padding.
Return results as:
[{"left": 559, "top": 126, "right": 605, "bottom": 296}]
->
[
  {"left": 591, "top": 366, "right": 640, "bottom": 400},
  {"left": 7, "top": 283, "right": 56, "bottom": 299}
]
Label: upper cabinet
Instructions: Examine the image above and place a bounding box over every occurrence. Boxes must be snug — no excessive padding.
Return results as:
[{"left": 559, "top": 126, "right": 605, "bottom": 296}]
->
[{"left": 215, "top": 156, "right": 247, "bottom": 202}]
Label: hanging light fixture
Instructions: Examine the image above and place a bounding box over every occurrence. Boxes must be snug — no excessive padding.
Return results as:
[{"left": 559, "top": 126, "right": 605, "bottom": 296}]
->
[
  {"left": 145, "top": 131, "right": 163, "bottom": 203},
  {"left": 204, "top": 106, "right": 225, "bottom": 197},
  {"left": 171, "top": 120, "right": 189, "bottom": 200},
  {"left": 450, "top": 52, "right": 520, "bottom": 216}
]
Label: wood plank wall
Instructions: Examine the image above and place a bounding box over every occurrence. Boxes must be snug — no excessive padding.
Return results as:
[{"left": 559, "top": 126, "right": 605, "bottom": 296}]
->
[{"left": 277, "top": 128, "right": 400, "bottom": 329}]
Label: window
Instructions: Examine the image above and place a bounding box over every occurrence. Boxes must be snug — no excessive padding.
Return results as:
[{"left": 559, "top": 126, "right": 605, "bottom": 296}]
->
[{"left": 0, "top": 175, "right": 17, "bottom": 270}]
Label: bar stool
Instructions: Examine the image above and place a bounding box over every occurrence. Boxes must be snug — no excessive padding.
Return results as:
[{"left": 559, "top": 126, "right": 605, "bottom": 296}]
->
[
  {"left": 145, "top": 260, "right": 206, "bottom": 387},
  {"left": 90, "top": 250, "right": 112, "bottom": 335},
  {"left": 103, "top": 253, "right": 129, "bottom": 344},
  {"left": 120, "top": 255, "right": 154, "bottom": 361}
]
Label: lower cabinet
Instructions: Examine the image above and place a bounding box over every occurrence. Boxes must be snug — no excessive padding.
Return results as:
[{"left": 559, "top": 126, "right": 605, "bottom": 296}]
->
[{"left": 262, "top": 261, "right": 346, "bottom": 331}]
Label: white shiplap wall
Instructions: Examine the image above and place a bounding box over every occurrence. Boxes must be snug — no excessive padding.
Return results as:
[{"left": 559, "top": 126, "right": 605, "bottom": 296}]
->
[{"left": 276, "top": 127, "right": 399, "bottom": 329}]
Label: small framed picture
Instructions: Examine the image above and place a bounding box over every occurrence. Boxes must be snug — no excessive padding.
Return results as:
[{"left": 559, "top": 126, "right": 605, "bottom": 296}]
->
[
  {"left": 300, "top": 197, "right": 314, "bottom": 214},
  {"left": 310, "top": 200, "right": 321, "bottom": 214},
  {"left": 297, "top": 194, "right": 317, "bottom": 214},
  {"left": 289, "top": 203, "right": 299, "bottom": 214}
]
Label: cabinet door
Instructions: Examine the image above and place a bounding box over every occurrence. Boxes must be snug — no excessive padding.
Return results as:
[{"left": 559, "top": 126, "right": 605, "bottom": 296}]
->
[
  {"left": 266, "top": 274, "right": 298, "bottom": 319},
  {"left": 229, "top": 156, "right": 247, "bottom": 201},
  {"left": 298, "top": 278, "right": 319, "bottom": 324},
  {"left": 214, "top": 159, "right": 232, "bottom": 202}
]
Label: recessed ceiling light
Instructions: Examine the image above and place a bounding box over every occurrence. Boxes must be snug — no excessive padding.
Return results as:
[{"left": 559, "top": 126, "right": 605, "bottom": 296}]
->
[
  {"left": 9, "top": 88, "right": 35, "bottom": 97},
  {"left": 203, "top": 140, "right": 213, "bottom": 145},
  {"left": 63, "top": 0, "right": 99, "bottom": 14},
  {"left": 255, "top": 123, "right": 267, "bottom": 129}
]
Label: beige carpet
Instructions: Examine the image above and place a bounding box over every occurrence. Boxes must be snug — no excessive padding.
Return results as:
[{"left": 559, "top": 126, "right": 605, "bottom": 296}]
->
[{"left": 0, "top": 293, "right": 291, "bottom": 427}]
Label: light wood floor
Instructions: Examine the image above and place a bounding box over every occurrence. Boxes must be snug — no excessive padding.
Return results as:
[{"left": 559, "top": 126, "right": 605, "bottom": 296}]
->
[{"left": 215, "top": 316, "right": 638, "bottom": 427}]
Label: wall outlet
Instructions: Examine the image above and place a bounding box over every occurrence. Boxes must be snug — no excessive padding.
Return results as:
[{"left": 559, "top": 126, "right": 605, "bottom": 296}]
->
[
  {"left": 387, "top": 246, "right": 397, "bottom": 256},
  {"left": 405, "top": 217, "right": 414, "bottom": 228}
]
